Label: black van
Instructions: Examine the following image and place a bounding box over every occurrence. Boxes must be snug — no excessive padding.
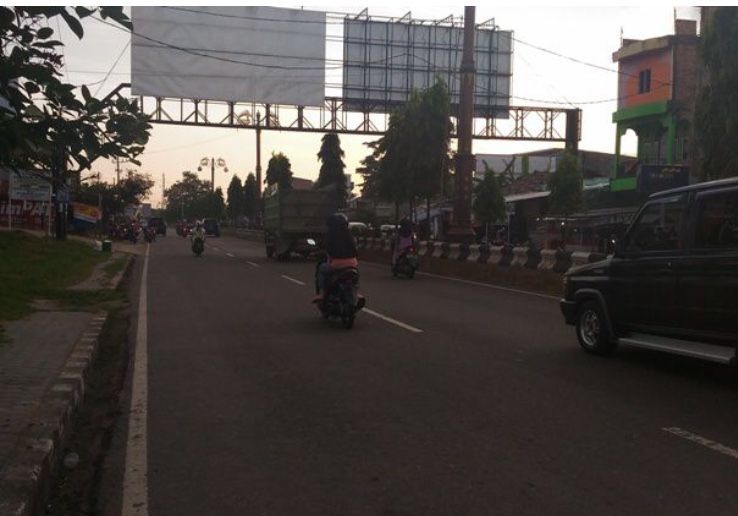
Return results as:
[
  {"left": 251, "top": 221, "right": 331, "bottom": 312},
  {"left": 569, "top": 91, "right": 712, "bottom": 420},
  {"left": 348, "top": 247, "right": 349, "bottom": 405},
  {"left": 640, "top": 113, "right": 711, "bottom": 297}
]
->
[{"left": 560, "top": 177, "right": 738, "bottom": 364}]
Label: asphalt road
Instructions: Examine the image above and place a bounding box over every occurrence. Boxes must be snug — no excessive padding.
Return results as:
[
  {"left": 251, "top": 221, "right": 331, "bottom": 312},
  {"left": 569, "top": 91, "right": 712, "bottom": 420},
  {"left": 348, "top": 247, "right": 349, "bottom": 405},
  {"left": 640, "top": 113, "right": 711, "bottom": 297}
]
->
[{"left": 103, "top": 234, "right": 738, "bottom": 516}]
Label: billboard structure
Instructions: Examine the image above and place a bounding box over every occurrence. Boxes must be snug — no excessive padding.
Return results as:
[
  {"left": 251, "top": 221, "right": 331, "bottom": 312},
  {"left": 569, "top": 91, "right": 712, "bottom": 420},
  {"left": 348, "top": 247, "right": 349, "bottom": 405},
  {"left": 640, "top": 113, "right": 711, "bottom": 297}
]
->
[
  {"left": 342, "top": 15, "right": 512, "bottom": 116},
  {"left": 131, "top": 6, "right": 327, "bottom": 106}
]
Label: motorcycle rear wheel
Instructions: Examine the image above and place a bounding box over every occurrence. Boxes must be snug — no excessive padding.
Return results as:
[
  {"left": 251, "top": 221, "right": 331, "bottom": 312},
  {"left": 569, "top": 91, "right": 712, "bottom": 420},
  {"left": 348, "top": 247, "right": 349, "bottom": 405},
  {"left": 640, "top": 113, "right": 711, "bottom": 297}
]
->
[{"left": 341, "top": 305, "right": 355, "bottom": 329}]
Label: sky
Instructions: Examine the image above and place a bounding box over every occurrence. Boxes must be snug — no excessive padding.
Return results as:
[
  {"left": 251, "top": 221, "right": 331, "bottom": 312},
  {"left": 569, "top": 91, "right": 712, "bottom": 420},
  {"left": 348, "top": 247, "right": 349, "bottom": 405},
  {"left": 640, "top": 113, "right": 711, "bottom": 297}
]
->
[{"left": 56, "top": 3, "right": 702, "bottom": 206}]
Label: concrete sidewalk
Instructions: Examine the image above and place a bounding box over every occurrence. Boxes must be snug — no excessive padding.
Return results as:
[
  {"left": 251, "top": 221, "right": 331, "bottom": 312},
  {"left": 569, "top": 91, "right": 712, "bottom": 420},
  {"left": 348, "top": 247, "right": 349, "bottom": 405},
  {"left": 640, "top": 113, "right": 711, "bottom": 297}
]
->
[
  {"left": 0, "top": 311, "right": 108, "bottom": 515},
  {"left": 0, "top": 242, "right": 132, "bottom": 515}
]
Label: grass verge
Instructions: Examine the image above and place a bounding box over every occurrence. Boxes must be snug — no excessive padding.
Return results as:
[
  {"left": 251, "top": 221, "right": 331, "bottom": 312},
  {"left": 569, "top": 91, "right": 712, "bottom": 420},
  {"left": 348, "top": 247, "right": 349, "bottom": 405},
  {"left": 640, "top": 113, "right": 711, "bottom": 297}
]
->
[
  {"left": 0, "top": 231, "right": 106, "bottom": 322},
  {"left": 102, "top": 256, "right": 128, "bottom": 280}
]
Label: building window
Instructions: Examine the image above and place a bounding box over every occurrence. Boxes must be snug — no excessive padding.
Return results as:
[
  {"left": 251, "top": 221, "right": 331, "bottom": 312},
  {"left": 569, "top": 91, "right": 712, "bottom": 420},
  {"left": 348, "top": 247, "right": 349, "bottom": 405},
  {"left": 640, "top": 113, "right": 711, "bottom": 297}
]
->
[{"left": 638, "top": 69, "right": 651, "bottom": 94}]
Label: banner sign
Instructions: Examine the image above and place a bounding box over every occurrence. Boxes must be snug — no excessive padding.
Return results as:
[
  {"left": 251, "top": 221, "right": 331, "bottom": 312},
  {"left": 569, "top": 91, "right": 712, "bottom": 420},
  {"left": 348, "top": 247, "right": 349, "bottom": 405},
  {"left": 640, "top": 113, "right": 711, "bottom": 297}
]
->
[
  {"left": 9, "top": 172, "right": 51, "bottom": 201},
  {"left": 0, "top": 199, "right": 52, "bottom": 229},
  {"left": 638, "top": 165, "right": 689, "bottom": 194},
  {"left": 72, "top": 202, "right": 102, "bottom": 224}
]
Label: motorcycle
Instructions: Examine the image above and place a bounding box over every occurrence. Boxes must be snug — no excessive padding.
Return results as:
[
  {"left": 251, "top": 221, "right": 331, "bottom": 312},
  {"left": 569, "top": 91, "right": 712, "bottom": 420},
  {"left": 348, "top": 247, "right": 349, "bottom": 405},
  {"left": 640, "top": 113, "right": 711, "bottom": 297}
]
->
[
  {"left": 315, "top": 264, "right": 366, "bottom": 329},
  {"left": 191, "top": 234, "right": 205, "bottom": 256},
  {"left": 127, "top": 226, "right": 139, "bottom": 244},
  {"left": 144, "top": 227, "right": 157, "bottom": 243},
  {"left": 392, "top": 245, "right": 419, "bottom": 279}
]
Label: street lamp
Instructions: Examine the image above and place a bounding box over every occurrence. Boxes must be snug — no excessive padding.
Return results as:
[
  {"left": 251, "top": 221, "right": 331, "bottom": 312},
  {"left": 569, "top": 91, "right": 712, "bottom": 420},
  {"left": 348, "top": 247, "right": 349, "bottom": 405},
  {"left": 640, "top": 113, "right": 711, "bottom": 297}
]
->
[{"left": 198, "top": 157, "right": 229, "bottom": 192}]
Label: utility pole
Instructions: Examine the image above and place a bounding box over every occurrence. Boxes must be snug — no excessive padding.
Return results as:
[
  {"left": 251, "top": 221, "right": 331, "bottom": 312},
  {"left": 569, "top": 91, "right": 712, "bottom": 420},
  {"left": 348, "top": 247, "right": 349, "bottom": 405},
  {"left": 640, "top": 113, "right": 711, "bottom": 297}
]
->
[
  {"left": 447, "top": 6, "right": 477, "bottom": 243},
  {"left": 115, "top": 156, "right": 121, "bottom": 184}
]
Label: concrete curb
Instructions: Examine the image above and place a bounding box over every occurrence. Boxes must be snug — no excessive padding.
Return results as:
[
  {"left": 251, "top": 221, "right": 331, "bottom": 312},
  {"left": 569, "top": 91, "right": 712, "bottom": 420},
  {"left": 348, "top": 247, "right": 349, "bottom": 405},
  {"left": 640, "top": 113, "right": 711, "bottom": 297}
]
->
[
  {"left": 108, "top": 254, "right": 134, "bottom": 290},
  {"left": 0, "top": 312, "right": 108, "bottom": 516}
]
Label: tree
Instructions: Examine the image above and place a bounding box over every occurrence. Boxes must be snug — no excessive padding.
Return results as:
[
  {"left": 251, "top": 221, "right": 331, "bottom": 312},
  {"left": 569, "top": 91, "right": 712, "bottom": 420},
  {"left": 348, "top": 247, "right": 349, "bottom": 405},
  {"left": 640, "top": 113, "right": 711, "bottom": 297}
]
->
[
  {"left": 358, "top": 102, "right": 415, "bottom": 222},
  {"left": 163, "top": 171, "right": 211, "bottom": 221},
  {"left": 77, "top": 171, "right": 153, "bottom": 224},
  {"left": 0, "top": 7, "right": 152, "bottom": 239},
  {"left": 315, "top": 132, "right": 348, "bottom": 207},
  {"left": 226, "top": 175, "right": 243, "bottom": 225},
  {"left": 358, "top": 78, "right": 452, "bottom": 223},
  {"left": 413, "top": 80, "right": 453, "bottom": 229},
  {"left": 695, "top": 7, "right": 738, "bottom": 180},
  {"left": 242, "top": 173, "right": 258, "bottom": 222},
  {"left": 211, "top": 187, "right": 225, "bottom": 219},
  {"left": 472, "top": 168, "right": 505, "bottom": 235},
  {"left": 547, "top": 151, "right": 583, "bottom": 217},
  {"left": 117, "top": 170, "right": 154, "bottom": 207},
  {"left": 265, "top": 152, "right": 293, "bottom": 191}
]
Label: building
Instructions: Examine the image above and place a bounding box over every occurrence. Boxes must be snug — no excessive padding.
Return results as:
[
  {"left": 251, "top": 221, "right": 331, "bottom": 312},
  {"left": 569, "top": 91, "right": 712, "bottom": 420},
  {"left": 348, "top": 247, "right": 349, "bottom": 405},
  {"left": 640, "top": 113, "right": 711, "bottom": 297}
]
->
[
  {"left": 476, "top": 148, "right": 632, "bottom": 182},
  {"left": 291, "top": 176, "right": 313, "bottom": 190},
  {"left": 612, "top": 19, "right": 700, "bottom": 184}
]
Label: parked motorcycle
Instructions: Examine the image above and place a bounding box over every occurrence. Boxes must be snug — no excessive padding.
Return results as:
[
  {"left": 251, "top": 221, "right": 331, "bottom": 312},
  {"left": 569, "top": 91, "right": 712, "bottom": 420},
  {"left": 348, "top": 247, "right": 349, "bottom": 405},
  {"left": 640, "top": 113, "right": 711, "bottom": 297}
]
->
[
  {"left": 315, "top": 265, "right": 365, "bottom": 329},
  {"left": 392, "top": 246, "right": 419, "bottom": 279}
]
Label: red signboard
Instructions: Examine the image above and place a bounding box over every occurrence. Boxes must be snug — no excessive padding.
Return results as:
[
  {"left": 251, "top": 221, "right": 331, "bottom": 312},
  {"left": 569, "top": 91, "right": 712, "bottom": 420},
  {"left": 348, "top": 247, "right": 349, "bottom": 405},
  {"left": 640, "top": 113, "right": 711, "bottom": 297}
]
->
[{"left": 0, "top": 199, "right": 54, "bottom": 231}]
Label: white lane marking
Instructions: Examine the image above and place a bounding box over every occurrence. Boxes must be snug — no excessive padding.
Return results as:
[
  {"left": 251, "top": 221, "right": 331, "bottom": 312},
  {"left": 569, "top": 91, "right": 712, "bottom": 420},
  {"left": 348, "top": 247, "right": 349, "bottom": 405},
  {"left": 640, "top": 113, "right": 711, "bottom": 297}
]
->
[
  {"left": 416, "top": 270, "right": 558, "bottom": 301},
  {"left": 226, "top": 252, "right": 235, "bottom": 258},
  {"left": 122, "top": 245, "right": 149, "bottom": 516},
  {"left": 281, "top": 274, "right": 306, "bottom": 286},
  {"left": 212, "top": 246, "right": 220, "bottom": 251},
  {"left": 363, "top": 308, "right": 423, "bottom": 333},
  {"left": 663, "top": 427, "right": 738, "bottom": 461},
  {"left": 246, "top": 261, "right": 261, "bottom": 268}
]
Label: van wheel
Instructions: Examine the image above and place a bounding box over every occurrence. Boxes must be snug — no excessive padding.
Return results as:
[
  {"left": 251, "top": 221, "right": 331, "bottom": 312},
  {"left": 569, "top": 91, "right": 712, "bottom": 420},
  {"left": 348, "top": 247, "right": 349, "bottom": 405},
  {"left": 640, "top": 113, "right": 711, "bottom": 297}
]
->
[{"left": 576, "top": 300, "right": 616, "bottom": 355}]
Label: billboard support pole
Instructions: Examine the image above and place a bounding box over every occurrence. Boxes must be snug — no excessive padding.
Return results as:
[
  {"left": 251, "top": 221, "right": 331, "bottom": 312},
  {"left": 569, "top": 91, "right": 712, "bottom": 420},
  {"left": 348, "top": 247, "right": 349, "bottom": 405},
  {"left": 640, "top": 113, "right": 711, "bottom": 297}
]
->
[
  {"left": 7, "top": 172, "right": 11, "bottom": 231},
  {"left": 448, "top": 5, "right": 477, "bottom": 243},
  {"left": 255, "top": 112, "right": 262, "bottom": 195}
]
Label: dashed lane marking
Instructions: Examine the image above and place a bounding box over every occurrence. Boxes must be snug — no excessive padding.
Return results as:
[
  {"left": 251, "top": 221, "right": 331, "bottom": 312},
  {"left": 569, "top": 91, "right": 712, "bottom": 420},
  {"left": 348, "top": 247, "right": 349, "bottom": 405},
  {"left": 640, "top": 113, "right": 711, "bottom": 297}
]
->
[
  {"left": 281, "top": 275, "right": 306, "bottom": 286},
  {"left": 226, "top": 252, "right": 235, "bottom": 257},
  {"left": 246, "top": 261, "right": 261, "bottom": 268},
  {"left": 663, "top": 427, "right": 738, "bottom": 461},
  {"left": 363, "top": 308, "right": 423, "bottom": 333}
]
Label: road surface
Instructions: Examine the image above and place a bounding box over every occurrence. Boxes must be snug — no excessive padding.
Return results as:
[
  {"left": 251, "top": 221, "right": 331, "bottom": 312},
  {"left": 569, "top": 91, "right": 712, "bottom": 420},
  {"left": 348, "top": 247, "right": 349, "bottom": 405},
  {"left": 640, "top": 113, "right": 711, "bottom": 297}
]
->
[{"left": 102, "top": 235, "right": 738, "bottom": 516}]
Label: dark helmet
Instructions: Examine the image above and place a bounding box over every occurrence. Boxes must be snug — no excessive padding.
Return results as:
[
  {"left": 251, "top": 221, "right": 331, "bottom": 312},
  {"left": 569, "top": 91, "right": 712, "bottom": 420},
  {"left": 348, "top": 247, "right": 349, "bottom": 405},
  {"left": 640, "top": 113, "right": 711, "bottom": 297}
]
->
[{"left": 326, "top": 212, "right": 348, "bottom": 230}]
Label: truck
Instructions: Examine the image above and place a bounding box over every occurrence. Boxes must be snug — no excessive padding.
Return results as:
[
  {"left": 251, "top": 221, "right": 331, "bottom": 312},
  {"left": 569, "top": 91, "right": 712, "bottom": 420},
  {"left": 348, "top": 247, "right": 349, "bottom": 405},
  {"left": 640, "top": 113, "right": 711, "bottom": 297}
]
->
[{"left": 263, "top": 184, "right": 338, "bottom": 259}]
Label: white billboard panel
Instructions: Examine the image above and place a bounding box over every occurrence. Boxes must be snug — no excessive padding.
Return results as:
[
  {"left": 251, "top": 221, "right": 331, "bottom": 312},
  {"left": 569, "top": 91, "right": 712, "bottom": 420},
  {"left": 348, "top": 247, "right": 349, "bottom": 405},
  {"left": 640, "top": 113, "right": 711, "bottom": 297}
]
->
[
  {"left": 131, "top": 7, "right": 326, "bottom": 106},
  {"left": 343, "top": 19, "right": 512, "bottom": 117}
]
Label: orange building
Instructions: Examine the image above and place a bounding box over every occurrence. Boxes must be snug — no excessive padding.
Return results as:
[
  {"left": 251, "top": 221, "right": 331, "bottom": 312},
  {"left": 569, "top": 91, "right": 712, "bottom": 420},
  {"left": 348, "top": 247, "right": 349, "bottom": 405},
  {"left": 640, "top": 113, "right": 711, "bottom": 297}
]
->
[{"left": 612, "top": 19, "right": 700, "bottom": 184}]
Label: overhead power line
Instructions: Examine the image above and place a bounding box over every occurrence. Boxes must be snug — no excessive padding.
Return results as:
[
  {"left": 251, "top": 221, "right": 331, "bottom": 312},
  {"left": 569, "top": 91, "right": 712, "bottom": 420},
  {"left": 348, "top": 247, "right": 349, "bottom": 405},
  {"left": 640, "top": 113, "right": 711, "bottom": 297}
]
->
[
  {"left": 513, "top": 36, "right": 672, "bottom": 87},
  {"left": 93, "top": 40, "right": 130, "bottom": 96}
]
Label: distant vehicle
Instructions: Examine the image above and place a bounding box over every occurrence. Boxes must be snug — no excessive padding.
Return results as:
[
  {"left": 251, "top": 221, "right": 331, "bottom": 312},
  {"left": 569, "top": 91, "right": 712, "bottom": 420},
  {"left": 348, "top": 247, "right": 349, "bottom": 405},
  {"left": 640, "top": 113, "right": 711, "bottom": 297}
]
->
[
  {"left": 147, "top": 217, "right": 167, "bottom": 236},
  {"left": 560, "top": 177, "right": 738, "bottom": 365},
  {"left": 348, "top": 221, "right": 369, "bottom": 236},
  {"left": 380, "top": 224, "right": 396, "bottom": 237},
  {"left": 202, "top": 218, "right": 221, "bottom": 237},
  {"left": 263, "top": 185, "right": 338, "bottom": 260},
  {"left": 392, "top": 244, "right": 419, "bottom": 279}
]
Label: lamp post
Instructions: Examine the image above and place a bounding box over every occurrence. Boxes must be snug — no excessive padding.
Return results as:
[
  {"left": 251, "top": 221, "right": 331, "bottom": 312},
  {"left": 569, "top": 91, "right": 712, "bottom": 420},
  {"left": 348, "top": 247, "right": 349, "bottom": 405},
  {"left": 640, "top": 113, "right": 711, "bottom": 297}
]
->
[{"left": 198, "top": 157, "right": 229, "bottom": 192}]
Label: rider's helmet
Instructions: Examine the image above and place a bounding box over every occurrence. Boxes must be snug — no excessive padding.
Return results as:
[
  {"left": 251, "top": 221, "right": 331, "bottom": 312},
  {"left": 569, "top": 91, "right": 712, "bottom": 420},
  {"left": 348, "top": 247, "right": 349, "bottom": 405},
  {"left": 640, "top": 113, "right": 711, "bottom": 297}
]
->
[
  {"left": 196, "top": 220, "right": 204, "bottom": 229},
  {"left": 326, "top": 212, "right": 348, "bottom": 231}
]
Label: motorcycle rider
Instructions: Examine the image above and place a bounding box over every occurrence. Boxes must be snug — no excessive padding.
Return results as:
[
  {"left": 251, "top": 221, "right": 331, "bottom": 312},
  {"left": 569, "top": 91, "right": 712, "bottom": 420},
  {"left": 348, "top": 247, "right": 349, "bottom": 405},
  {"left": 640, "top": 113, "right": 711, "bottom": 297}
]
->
[
  {"left": 392, "top": 217, "right": 415, "bottom": 267},
  {"left": 313, "top": 213, "right": 358, "bottom": 303},
  {"left": 190, "top": 220, "right": 206, "bottom": 243}
]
